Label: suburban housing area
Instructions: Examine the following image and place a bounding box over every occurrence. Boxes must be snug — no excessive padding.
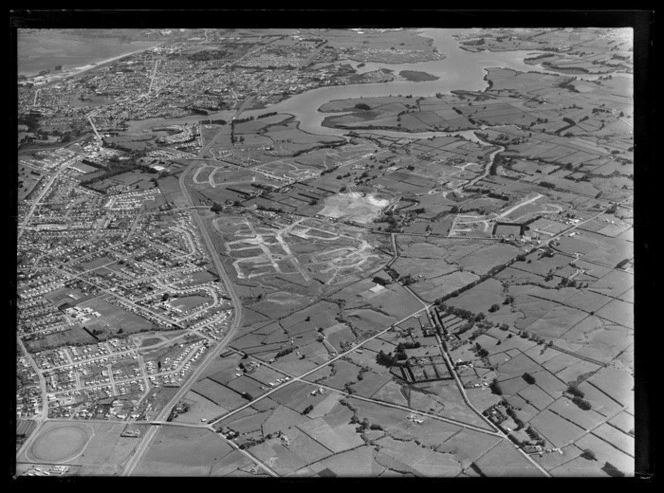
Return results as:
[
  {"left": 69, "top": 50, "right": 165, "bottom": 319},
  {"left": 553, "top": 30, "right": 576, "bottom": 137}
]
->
[{"left": 15, "top": 24, "right": 637, "bottom": 478}]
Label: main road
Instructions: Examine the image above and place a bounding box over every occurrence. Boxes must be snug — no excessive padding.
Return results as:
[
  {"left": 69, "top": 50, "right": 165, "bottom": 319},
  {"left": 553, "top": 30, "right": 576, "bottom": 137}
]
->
[{"left": 122, "top": 120, "right": 245, "bottom": 476}]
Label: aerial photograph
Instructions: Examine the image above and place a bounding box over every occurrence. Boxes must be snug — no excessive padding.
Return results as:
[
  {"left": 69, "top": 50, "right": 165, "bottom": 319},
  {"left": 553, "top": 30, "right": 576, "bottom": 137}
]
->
[{"left": 13, "top": 13, "right": 645, "bottom": 479}]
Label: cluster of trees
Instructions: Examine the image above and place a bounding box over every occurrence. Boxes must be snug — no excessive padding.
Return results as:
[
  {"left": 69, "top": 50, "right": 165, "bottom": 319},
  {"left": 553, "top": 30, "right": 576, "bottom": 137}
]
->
[
  {"left": 375, "top": 341, "right": 419, "bottom": 368},
  {"left": 79, "top": 157, "right": 161, "bottom": 188},
  {"left": 301, "top": 404, "right": 314, "bottom": 415},
  {"left": 489, "top": 378, "right": 503, "bottom": 395},
  {"left": 606, "top": 202, "right": 619, "bottom": 214},
  {"left": 475, "top": 343, "right": 489, "bottom": 358},
  {"left": 379, "top": 212, "right": 401, "bottom": 233},
  {"left": 488, "top": 304, "right": 501, "bottom": 313},
  {"left": 375, "top": 350, "right": 398, "bottom": 368},
  {"left": 372, "top": 276, "right": 391, "bottom": 286},
  {"left": 233, "top": 116, "right": 255, "bottom": 125},
  {"left": 256, "top": 111, "right": 278, "bottom": 119},
  {"left": 256, "top": 204, "right": 284, "bottom": 213},
  {"left": 356, "top": 419, "right": 382, "bottom": 433},
  {"left": 399, "top": 274, "right": 417, "bottom": 286},
  {"left": 455, "top": 321, "right": 475, "bottom": 336},
  {"left": 525, "top": 425, "right": 545, "bottom": 446},
  {"left": 190, "top": 107, "right": 212, "bottom": 116},
  {"left": 558, "top": 277, "right": 587, "bottom": 288},
  {"left": 275, "top": 347, "right": 294, "bottom": 358},
  {"left": 81, "top": 158, "right": 106, "bottom": 169},
  {"left": 292, "top": 141, "right": 346, "bottom": 158},
  {"left": 504, "top": 404, "right": 525, "bottom": 430},
  {"left": 572, "top": 395, "right": 592, "bottom": 411},
  {"left": 18, "top": 112, "right": 41, "bottom": 132},
  {"left": 167, "top": 402, "right": 190, "bottom": 422},
  {"left": 558, "top": 79, "right": 580, "bottom": 93},
  {"left": 518, "top": 331, "right": 550, "bottom": 347},
  {"left": 436, "top": 303, "right": 485, "bottom": 323},
  {"left": 251, "top": 182, "right": 276, "bottom": 192},
  {"left": 238, "top": 435, "right": 268, "bottom": 450},
  {"left": 356, "top": 367, "right": 370, "bottom": 381},
  {"left": 320, "top": 165, "right": 340, "bottom": 175},
  {"left": 465, "top": 38, "right": 486, "bottom": 46},
  {"left": 200, "top": 119, "right": 227, "bottom": 125},
  {"left": 354, "top": 103, "right": 371, "bottom": 111},
  {"left": 489, "top": 153, "right": 510, "bottom": 176}
]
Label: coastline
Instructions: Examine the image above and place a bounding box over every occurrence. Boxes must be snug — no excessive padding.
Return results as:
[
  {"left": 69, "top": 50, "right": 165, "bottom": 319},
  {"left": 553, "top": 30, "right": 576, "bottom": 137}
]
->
[{"left": 22, "top": 45, "right": 161, "bottom": 84}]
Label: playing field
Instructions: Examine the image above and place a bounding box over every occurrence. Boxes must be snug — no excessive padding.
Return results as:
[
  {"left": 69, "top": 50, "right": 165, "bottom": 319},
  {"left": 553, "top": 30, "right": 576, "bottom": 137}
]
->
[{"left": 27, "top": 422, "right": 93, "bottom": 463}]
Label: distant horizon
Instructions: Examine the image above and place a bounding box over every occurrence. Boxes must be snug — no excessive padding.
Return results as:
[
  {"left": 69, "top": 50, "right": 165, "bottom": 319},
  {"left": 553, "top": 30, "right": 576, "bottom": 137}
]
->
[
  {"left": 17, "top": 30, "right": 160, "bottom": 76},
  {"left": 14, "top": 24, "right": 641, "bottom": 479}
]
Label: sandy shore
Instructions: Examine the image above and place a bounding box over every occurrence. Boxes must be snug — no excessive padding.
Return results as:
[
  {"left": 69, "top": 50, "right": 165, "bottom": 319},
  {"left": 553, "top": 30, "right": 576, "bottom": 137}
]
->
[{"left": 29, "top": 45, "right": 161, "bottom": 84}]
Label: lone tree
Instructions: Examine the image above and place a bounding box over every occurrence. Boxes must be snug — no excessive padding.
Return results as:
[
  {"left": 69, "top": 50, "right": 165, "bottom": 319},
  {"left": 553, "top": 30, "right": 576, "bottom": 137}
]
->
[
  {"left": 489, "top": 304, "right": 500, "bottom": 313},
  {"left": 523, "top": 372, "right": 536, "bottom": 385},
  {"left": 581, "top": 449, "right": 597, "bottom": 461},
  {"left": 302, "top": 405, "right": 314, "bottom": 415},
  {"left": 602, "top": 462, "right": 625, "bottom": 477}
]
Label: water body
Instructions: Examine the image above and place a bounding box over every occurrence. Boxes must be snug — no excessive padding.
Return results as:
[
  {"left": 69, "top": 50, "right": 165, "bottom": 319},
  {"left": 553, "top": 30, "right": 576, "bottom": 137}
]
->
[
  {"left": 124, "top": 29, "right": 626, "bottom": 138},
  {"left": 17, "top": 30, "right": 159, "bottom": 76},
  {"left": 236, "top": 29, "right": 606, "bottom": 137}
]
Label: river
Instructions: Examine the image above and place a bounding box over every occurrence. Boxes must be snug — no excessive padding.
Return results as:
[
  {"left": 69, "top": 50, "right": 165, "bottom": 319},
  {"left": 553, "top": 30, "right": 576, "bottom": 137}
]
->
[{"left": 125, "top": 29, "right": 626, "bottom": 138}]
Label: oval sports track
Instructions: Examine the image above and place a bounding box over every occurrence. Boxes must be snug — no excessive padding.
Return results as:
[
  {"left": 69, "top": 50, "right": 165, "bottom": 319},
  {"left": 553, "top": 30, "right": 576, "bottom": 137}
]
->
[{"left": 27, "top": 423, "right": 94, "bottom": 463}]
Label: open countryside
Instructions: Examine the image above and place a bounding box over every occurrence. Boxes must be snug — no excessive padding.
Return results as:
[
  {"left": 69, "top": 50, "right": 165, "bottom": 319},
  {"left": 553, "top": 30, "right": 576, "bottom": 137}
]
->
[{"left": 15, "top": 22, "right": 638, "bottom": 478}]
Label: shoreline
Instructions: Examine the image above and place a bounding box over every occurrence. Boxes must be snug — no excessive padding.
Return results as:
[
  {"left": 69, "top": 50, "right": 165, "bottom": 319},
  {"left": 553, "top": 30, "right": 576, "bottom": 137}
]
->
[{"left": 21, "top": 45, "right": 161, "bottom": 84}]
